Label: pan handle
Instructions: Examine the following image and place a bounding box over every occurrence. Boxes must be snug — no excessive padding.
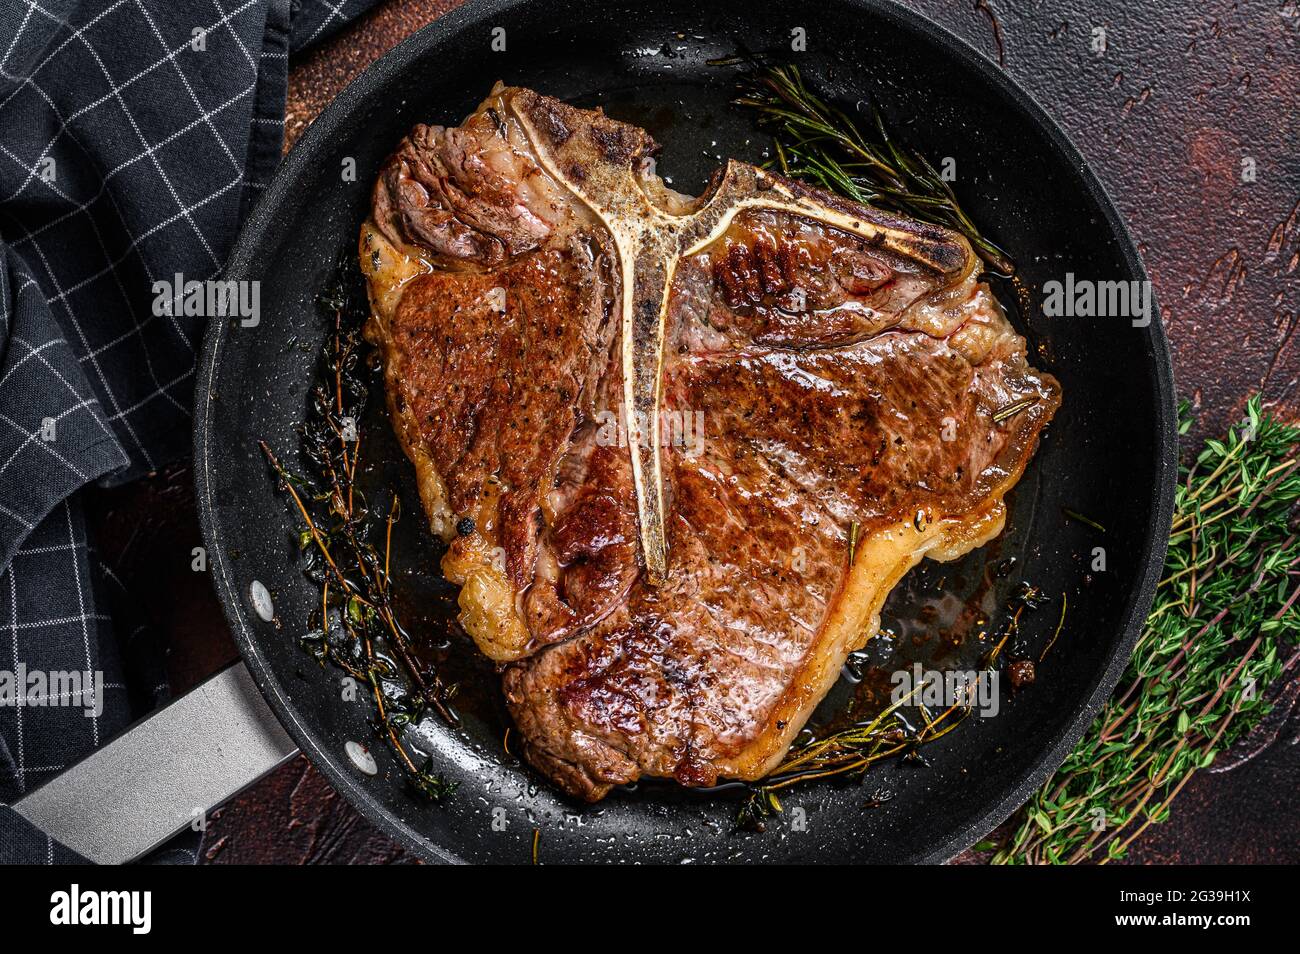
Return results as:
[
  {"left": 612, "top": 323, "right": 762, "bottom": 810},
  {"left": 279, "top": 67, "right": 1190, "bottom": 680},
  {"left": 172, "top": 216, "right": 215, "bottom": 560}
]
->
[{"left": 9, "top": 661, "right": 298, "bottom": 864}]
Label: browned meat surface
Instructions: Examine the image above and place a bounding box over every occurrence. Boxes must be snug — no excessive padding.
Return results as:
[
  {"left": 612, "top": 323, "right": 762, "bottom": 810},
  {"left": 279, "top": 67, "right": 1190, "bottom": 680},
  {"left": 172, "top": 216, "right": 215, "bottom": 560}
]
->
[{"left": 360, "top": 84, "right": 1060, "bottom": 801}]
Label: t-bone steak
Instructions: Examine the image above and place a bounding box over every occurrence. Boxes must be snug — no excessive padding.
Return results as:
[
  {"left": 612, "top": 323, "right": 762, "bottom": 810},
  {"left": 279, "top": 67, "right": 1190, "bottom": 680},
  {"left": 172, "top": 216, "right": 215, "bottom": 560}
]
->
[{"left": 359, "top": 83, "right": 1061, "bottom": 801}]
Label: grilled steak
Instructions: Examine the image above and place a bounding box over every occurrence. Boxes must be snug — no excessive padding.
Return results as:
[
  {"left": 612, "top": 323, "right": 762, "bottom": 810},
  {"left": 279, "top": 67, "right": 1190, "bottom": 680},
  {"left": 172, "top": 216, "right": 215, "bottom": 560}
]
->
[{"left": 360, "top": 84, "right": 1061, "bottom": 801}]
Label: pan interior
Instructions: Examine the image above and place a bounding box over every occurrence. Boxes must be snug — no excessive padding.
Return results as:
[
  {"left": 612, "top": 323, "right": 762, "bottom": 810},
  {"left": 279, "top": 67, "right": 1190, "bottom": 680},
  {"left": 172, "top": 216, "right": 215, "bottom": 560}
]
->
[{"left": 200, "top": 0, "right": 1171, "bottom": 863}]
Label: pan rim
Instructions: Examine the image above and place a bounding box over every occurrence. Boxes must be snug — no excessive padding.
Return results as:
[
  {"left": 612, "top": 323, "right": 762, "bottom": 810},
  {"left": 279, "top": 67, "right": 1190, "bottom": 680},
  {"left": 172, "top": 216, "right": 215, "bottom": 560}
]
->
[{"left": 195, "top": 0, "right": 1177, "bottom": 865}]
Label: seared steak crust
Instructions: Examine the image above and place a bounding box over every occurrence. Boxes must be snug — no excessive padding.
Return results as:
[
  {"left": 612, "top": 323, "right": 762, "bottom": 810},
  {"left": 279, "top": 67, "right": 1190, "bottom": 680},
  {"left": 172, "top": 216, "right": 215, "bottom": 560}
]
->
[{"left": 361, "top": 84, "right": 1060, "bottom": 800}]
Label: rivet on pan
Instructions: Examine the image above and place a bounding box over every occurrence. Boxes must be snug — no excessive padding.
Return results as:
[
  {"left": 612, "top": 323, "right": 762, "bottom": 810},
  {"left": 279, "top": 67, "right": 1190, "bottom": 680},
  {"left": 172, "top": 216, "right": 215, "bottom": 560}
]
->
[
  {"left": 249, "top": 580, "right": 274, "bottom": 622},
  {"left": 345, "top": 740, "right": 378, "bottom": 776}
]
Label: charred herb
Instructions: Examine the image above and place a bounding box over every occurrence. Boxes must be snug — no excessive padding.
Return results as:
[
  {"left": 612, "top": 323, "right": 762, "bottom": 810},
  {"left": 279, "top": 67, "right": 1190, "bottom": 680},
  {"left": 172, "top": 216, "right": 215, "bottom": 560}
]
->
[
  {"left": 993, "top": 396, "right": 1300, "bottom": 863},
  {"left": 261, "top": 257, "right": 459, "bottom": 802},
  {"left": 735, "top": 63, "right": 1013, "bottom": 273},
  {"left": 738, "top": 584, "right": 1054, "bottom": 830}
]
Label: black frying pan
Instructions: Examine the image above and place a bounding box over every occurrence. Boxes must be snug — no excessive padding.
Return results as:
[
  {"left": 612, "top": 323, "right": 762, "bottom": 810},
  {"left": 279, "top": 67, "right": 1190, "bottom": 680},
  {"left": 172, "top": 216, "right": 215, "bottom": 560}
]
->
[{"left": 182, "top": 0, "right": 1175, "bottom": 864}]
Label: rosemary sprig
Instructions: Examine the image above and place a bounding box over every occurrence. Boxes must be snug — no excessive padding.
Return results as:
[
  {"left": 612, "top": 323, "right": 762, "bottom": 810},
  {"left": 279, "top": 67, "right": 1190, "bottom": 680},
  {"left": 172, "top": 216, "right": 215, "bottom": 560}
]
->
[
  {"left": 735, "top": 64, "right": 1013, "bottom": 273},
  {"left": 993, "top": 396, "right": 1300, "bottom": 863},
  {"left": 261, "top": 258, "right": 459, "bottom": 802}
]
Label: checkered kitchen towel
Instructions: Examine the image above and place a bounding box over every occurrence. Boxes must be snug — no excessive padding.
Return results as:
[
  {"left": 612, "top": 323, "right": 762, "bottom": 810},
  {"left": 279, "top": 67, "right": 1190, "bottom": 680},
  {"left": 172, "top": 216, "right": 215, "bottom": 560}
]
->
[{"left": 0, "top": 0, "right": 380, "bottom": 863}]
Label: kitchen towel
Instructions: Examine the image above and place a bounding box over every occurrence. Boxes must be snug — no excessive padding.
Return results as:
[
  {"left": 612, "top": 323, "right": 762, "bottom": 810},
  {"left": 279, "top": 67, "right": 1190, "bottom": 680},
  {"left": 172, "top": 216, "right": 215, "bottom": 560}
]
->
[{"left": 0, "top": 0, "right": 379, "bottom": 863}]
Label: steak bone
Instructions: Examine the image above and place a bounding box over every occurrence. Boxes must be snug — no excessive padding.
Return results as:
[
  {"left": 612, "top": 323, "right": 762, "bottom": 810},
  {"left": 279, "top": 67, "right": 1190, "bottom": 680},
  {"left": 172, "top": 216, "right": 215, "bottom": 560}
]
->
[{"left": 508, "top": 88, "right": 970, "bottom": 582}]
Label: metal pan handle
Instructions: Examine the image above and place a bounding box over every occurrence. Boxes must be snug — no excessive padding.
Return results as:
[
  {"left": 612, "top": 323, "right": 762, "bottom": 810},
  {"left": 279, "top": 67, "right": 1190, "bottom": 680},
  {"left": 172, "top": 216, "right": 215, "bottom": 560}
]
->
[{"left": 9, "top": 661, "right": 298, "bottom": 864}]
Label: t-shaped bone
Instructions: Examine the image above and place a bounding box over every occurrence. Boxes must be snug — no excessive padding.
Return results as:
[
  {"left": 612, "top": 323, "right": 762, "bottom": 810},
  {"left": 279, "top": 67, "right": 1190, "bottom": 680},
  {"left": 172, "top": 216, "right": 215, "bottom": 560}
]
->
[{"left": 511, "top": 90, "right": 969, "bottom": 583}]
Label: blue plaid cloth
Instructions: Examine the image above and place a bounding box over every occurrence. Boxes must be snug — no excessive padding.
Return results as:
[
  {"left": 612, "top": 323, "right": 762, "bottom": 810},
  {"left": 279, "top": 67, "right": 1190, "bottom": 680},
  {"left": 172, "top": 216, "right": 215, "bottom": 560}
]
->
[{"left": 0, "top": 0, "right": 378, "bottom": 863}]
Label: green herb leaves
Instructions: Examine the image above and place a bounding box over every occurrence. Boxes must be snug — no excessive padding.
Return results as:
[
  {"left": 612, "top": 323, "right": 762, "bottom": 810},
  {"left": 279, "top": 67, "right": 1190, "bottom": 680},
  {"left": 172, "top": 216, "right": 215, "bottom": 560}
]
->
[
  {"left": 994, "top": 396, "right": 1299, "bottom": 863},
  {"left": 735, "top": 64, "right": 1013, "bottom": 274}
]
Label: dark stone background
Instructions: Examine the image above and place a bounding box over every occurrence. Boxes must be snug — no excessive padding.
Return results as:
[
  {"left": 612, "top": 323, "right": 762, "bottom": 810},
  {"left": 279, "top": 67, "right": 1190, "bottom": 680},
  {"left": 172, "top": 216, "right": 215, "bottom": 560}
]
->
[{"left": 89, "top": 0, "right": 1299, "bottom": 863}]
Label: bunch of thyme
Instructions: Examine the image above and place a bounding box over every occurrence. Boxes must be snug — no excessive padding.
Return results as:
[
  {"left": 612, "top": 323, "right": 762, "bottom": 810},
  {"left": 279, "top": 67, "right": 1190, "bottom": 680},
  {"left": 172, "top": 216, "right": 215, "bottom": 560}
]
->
[
  {"left": 261, "top": 260, "right": 459, "bottom": 802},
  {"left": 735, "top": 63, "right": 1013, "bottom": 273},
  {"left": 993, "top": 396, "right": 1300, "bottom": 863}
]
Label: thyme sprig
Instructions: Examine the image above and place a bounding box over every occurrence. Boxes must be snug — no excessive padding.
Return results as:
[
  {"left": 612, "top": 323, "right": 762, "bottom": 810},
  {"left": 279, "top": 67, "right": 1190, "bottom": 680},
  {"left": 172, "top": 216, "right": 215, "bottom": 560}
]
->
[
  {"left": 738, "top": 584, "right": 1048, "bottom": 830},
  {"left": 993, "top": 396, "right": 1300, "bottom": 863},
  {"left": 261, "top": 259, "right": 458, "bottom": 802},
  {"left": 735, "top": 64, "right": 1013, "bottom": 273}
]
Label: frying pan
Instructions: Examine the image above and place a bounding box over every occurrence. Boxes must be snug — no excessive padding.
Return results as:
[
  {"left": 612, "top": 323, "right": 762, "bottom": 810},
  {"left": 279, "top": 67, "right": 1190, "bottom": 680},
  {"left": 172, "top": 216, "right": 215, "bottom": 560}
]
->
[{"left": 14, "top": 0, "right": 1176, "bottom": 864}]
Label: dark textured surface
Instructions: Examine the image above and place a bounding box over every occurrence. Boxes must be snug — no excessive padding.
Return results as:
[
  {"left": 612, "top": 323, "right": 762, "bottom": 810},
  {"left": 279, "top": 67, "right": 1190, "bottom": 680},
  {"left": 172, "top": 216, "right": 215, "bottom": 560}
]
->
[{"left": 92, "top": 0, "right": 1296, "bottom": 863}]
